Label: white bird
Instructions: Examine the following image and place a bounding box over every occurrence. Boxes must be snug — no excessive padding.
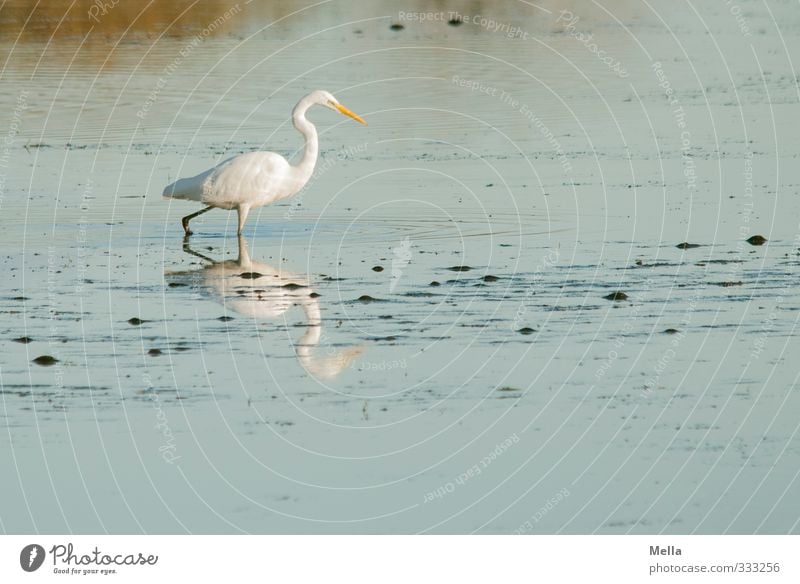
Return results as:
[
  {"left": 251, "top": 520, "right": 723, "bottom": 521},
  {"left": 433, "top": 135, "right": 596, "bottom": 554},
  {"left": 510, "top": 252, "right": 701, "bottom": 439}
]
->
[{"left": 163, "top": 90, "right": 367, "bottom": 236}]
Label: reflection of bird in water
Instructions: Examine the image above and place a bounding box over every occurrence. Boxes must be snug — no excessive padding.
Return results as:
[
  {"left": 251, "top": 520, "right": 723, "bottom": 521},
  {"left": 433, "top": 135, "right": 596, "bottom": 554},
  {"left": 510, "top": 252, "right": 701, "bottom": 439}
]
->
[
  {"left": 166, "top": 236, "right": 362, "bottom": 379},
  {"left": 162, "top": 90, "right": 367, "bottom": 236}
]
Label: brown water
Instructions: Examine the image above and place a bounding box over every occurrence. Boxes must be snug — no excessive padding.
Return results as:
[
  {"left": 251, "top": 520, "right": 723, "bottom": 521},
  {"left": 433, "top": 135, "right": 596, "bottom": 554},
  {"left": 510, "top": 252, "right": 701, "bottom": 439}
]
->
[{"left": 1, "top": 0, "right": 799, "bottom": 534}]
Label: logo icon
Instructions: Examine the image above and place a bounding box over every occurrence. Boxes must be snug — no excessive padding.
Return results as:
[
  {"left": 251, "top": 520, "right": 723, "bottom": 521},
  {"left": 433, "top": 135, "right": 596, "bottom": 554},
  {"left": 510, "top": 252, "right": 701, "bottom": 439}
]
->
[{"left": 20, "top": 544, "right": 45, "bottom": 572}]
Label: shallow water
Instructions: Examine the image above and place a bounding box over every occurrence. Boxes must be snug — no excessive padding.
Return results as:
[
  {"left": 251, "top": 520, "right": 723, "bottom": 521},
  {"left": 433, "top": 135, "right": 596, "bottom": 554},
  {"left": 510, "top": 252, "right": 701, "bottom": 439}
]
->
[{"left": 1, "top": 0, "right": 799, "bottom": 534}]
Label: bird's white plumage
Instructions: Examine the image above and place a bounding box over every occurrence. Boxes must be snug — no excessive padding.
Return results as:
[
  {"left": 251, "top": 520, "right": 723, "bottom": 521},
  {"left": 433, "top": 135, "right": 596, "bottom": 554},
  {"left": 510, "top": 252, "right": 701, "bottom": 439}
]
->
[
  {"left": 162, "top": 89, "right": 366, "bottom": 235},
  {"left": 163, "top": 152, "right": 294, "bottom": 209}
]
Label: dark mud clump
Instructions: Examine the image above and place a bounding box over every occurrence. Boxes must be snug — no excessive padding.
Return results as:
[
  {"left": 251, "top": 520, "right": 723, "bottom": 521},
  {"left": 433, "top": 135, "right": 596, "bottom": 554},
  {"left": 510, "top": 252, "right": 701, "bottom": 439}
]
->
[
  {"left": 517, "top": 327, "right": 536, "bottom": 335},
  {"left": 446, "top": 266, "right": 473, "bottom": 272},
  {"left": 676, "top": 242, "right": 701, "bottom": 249},
  {"left": 604, "top": 292, "right": 629, "bottom": 301},
  {"left": 389, "top": 23, "right": 404, "bottom": 30},
  {"left": 448, "top": 18, "right": 463, "bottom": 26},
  {"left": 13, "top": 336, "right": 33, "bottom": 343},
  {"left": 12, "top": 296, "right": 30, "bottom": 301},
  {"left": 633, "top": 260, "right": 673, "bottom": 268},
  {"left": 168, "top": 282, "right": 187, "bottom": 288},
  {"left": 372, "top": 266, "right": 384, "bottom": 272},
  {"left": 147, "top": 348, "right": 163, "bottom": 356},
  {"left": 357, "top": 295, "right": 379, "bottom": 303},
  {"left": 309, "top": 292, "right": 321, "bottom": 298},
  {"left": 282, "top": 283, "right": 306, "bottom": 290},
  {"left": 696, "top": 259, "right": 743, "bottom": 266},
  {"left": 240, "top": 272, "right": 263, "bottom": 279},
  {"left": 714, "top": 281, "right": 743, "bottom": 287},
  {"left": 482, "top": 275, "right": 500, "bottom": 282},
  {"left": 746, "top": 235, "right": 767, "bottom": 246},
  {"left": 429, "top": 281, "right": 441, "bottom": 286},
  {"left": 663, "top": 328, "right": 680, "bottom": 334},
  {"left": 127, "top": 317, "right": 146, "bottom": 325},
  {"left": 32, "top": 355, "right": 58, "bottom": 366},
  {"left": 217, "top": 316, "right": 234, "bottom": 322}
]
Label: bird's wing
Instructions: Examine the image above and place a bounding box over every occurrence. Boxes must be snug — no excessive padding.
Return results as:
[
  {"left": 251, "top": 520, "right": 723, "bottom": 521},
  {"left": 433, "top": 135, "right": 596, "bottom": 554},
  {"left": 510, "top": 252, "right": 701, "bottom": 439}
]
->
[
  {"left": 162, "top": 162, "right": 223, "bottom": 202},
  {"left": 163, "top": 152, "right": 293, "bottom": 207},
  {"left": 202, "top": 152, "right": 293, "bottom": 207}
]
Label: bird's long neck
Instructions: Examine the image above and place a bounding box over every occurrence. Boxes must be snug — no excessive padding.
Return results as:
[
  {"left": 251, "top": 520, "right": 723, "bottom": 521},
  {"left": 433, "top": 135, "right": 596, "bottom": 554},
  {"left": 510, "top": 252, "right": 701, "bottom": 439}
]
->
[{"left": 292, "top": 99, "right": 319, "bottom": 181}]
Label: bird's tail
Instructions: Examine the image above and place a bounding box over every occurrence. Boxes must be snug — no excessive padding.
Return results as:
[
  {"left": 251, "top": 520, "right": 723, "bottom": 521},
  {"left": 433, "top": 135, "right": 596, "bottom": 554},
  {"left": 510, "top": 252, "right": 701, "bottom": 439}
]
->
[{"left": 162, "top": 173, "right": 207, "bottom": 202}]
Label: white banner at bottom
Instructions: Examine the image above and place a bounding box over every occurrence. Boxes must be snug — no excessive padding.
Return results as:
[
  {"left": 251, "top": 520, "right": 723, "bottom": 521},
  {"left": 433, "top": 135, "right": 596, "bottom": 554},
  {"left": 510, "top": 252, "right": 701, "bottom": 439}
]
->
[{"left": 1, "top": 535, "right": 797, "bottom": 583}]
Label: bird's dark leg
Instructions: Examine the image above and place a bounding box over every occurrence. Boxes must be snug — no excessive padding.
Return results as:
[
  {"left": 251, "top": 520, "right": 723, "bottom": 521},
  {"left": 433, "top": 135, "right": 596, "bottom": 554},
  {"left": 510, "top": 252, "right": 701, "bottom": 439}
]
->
[{"left": 181, "top": 205, "right": 213, "bottom": 236}]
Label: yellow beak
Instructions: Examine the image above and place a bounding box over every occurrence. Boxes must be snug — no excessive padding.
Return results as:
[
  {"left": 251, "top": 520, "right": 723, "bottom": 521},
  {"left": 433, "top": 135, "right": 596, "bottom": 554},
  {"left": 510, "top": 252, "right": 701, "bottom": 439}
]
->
[{"left": 335, "top": 103, "right": 367, "bottom": 125}]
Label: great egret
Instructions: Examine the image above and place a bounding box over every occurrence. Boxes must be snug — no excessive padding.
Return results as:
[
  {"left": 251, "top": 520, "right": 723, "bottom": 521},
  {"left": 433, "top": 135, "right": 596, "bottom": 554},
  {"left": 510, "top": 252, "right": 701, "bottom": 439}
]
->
[{"left": 163, "top": 90, "right": 367, "bottom": 236}]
